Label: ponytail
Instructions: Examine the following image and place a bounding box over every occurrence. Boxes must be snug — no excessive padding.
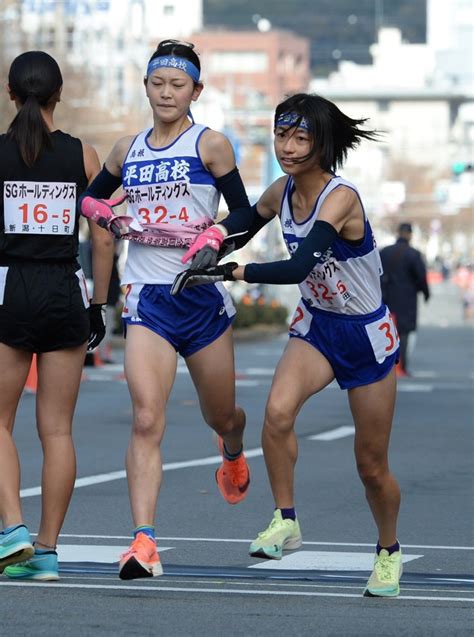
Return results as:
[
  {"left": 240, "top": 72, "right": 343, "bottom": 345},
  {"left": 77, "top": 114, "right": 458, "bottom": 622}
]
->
[
  {"left": 6, "top": 51, "right": 63, "bottom": 167},
  {"left": 8, "top": 94, "right": 52, "bottom": 167}
]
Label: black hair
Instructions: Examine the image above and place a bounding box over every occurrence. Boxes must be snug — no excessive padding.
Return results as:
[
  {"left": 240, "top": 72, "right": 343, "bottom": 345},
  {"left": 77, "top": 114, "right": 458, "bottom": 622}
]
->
[
  {"left": 274, "top": 93, "right": 379, "bottom": 172},
  {"left": 7, "top": 51, "right": 62, "bottom": 167},
  {"left": 147, "top": 39, "right": 201, "bottom": 84}
]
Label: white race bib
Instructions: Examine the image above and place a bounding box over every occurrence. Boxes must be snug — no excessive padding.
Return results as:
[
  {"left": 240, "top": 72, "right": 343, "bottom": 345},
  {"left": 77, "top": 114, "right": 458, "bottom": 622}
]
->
[
  {"left": 3, "top": 181, "right": 76, "bottom": 235},
  {"left": 125, "top": 181, "right": 194, "bottom": 226},
  {"left": 365, "top": 308, "right": 399, "bottom": 363}
]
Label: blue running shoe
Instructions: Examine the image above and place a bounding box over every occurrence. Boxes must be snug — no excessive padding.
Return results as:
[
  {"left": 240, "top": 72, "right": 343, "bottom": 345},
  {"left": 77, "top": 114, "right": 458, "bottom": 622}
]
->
[
  {"left": 4, "top": 550, "right": 59, "bottom": 581},
  {"left": 0, "top": 525, "right": 34, "bottom": 573}
]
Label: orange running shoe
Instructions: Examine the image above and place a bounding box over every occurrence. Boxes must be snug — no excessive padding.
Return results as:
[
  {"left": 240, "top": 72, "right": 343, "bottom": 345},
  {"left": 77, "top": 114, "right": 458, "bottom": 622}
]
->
[
  {"left": 215, "top": 437, "right": 250, "bottom": 505},
  {"left": 119, "top": 532, "right": 163, "bottom": 580}
]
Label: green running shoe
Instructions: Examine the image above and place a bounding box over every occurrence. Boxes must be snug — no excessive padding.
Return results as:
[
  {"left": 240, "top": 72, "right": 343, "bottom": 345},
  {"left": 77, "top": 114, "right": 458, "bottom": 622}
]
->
[
  {"left": 0, "top": 524, "right": 34, "bottom": 573},
  {"left": 364, "top": 548, "right": 403, "bottom": 597},
  {"left": 4, "top": 550, "right": 59, "bottom": 581},
  {"left": 249, "top": 509, "right": 302, "bottom": 560}
]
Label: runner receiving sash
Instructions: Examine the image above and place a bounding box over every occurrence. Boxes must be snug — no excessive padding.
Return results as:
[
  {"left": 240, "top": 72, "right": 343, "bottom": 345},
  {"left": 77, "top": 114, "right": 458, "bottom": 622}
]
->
[
  {"left": 177, "top": 93, "right": 403, "bottom": 598},
  {"left": 0, "top": 51, "right": 113, "bottom": 581}
]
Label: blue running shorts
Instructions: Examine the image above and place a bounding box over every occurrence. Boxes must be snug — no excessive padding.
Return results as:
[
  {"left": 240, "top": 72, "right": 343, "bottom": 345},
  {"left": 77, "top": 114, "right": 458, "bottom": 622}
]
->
[
  {"left": 122, "top": 281, "right": 236, "bottom": 357},
  {"left": 289, "top": 299, "right": 399, "bottom": 389}
]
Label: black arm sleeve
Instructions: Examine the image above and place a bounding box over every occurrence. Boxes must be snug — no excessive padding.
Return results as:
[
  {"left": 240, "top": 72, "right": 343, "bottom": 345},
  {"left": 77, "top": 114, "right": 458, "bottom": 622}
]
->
[
  {"left": 214, "top": 168, "right": 256, "bottom": 236},
  {"left": 80, "top": 165, "right": 123, "bottom": 201},
  {"left": 228, "top": 204, "right": 272, "bottom": 251},
  {"left": 215, "top": 167, "right": 271, "bottom": 250},
  {"left": 244, "top": 220, "right": 338, "bottom": 285},
  {"left": 215, "top": 167, "right": 249, "bottom": 211}
]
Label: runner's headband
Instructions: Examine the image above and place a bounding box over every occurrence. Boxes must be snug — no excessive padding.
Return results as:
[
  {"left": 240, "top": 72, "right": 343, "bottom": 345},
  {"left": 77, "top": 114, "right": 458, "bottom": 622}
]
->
[
  {"left": 146, "top": 56, "right": 200, "bottom": 82},
  {"left": 276, "top": 112, "right": 310, "bottom": 131}
]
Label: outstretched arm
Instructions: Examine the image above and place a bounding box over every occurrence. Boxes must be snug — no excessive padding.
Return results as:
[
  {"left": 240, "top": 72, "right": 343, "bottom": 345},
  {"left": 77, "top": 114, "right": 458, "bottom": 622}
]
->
[
  {"left": 172, "top": 185, "right": 359, "bottom": 292},
  {"left": 181, "top": 168, "right": 280, "bottom": 268},
  {"left": 235, "top": 185, "right": 357, "bottom": 284},
  {"left": 171, "top": 219, "right": 338, "bottom": 294}
]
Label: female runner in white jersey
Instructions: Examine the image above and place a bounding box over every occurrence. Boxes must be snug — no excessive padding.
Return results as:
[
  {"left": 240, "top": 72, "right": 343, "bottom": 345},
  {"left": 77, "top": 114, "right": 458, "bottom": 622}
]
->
[
  {"left": 176, "top": 93, "right": 403, "bottom": 597},
  {"left": 80, "top": 40, "right": 250, "bottom": 580}
]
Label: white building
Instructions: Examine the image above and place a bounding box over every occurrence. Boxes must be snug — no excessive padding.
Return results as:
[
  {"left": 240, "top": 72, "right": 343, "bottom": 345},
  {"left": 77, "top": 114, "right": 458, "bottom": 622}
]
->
[
  {"left": 20, "top": 0, "right": 203, "bottom": 110},
  {"left": 428, "top": 0, "right": 474, "bottom": 91},
  {"left": 309, "top": 0, "right": 473, "bottom": 230}
]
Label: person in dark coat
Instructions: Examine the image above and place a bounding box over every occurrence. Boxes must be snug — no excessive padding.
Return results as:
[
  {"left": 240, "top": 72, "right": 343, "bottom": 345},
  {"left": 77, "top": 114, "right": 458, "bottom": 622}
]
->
[{"left": 380, "top": 223, "right": 430, "bottom": 375}]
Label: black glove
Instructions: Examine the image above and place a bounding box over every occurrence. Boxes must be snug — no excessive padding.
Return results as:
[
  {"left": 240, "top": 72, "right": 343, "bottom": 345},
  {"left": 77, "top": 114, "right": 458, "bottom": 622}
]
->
[
  {"left": 88, "top": 303, "right": 106, "bottom": 350},
  {"left": 171, "top": 262, "right": 238, "bottom": 296},
  {"left": 190, "top": 238, "right": 237, "bottom": 270}
]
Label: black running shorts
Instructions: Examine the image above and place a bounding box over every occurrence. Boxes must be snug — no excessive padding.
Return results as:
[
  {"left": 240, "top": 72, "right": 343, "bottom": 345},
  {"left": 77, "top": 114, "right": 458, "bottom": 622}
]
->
[{"left": 0, "top": 260, "right": 90, "bottom": 352}]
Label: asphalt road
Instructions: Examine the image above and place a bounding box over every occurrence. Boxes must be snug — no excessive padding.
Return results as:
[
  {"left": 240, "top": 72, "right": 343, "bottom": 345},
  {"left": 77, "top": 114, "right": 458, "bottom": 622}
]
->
[{"left": 1, "top": 280, "right": 473, "bottom": 636}]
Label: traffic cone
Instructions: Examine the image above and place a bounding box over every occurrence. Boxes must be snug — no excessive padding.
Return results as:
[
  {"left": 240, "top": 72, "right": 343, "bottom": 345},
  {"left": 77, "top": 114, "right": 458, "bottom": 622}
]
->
[
  {"left": 24, "top": 354, "right": 38, "bottom": 393},
  {"left": 84, "top": 349, "right": 104, "bottom": 367}
]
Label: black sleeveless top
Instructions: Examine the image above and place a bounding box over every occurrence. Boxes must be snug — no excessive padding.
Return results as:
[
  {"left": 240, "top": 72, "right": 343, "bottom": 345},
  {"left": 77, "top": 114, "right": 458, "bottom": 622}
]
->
[{"left": 0, "top": 130, "right": 88, "bottom": 261}]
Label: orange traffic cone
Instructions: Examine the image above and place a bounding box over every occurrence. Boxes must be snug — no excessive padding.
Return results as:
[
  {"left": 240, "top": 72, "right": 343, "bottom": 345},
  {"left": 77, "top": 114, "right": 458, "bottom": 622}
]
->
[
  {"left": 24, "top": 354, "right": 38, "bottom": 393},
  {"left": 84, "top": 349, "right": 104, "bottom": 367}
]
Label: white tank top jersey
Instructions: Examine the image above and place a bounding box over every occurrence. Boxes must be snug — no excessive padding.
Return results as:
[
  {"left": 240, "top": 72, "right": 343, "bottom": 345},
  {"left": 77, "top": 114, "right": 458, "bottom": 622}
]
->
[
  {"left": 280, "top": 175, "right": 383, "bottom": 315},
  {"left": 121, "top": 124, "right": 219, "bottom": 284}
]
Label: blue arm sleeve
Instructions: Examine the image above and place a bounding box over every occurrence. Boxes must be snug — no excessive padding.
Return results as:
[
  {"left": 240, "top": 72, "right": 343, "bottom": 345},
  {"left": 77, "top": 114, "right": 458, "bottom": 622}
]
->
[{"left": 244, "top": 220, "right": 338, "bottom": 284}]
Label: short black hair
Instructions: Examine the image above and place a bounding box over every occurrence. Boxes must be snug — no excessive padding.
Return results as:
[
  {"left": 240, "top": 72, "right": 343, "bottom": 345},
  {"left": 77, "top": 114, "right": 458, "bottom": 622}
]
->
[
  {"left": 274, "top": 93, "right": 379, "bottom": 172},
  {"left": 398, "top": 223, "right": 413, "bottom": 234}
]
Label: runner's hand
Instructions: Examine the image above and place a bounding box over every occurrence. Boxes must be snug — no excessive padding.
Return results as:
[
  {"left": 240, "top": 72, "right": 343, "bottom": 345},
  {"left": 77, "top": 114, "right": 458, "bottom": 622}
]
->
[
  {"left": 80, "top": 194, "right": 127, "bottom": 237},
  {"left": 87, "top": 303, "right": 107, "bottom": 350},
  {"left": 190, "top": 238, "right": 236, "bottom": 270},
  {"left": 171, "top": 263, "right": 238, "bottom": 296},
  {"left": 181, "top": 226, "right": 225, "bottom": 265}
]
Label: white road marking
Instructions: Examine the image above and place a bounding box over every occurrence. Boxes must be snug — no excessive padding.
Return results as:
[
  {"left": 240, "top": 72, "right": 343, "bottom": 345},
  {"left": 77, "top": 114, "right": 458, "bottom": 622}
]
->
[
  {"left": 58, "top": 544, "right": 173, "bottom": 563},
  {"left": 236, "top": 380, "right": 262, "bottom": 387},
  {"left": 53, "top": 546, "right": 422, "bottom": 571},
  {"left": 249, "top": 550, "right": 422, "bottom": 571},
  {"left": 20, "top": 447, "right": 264, "bottom": 498},
  {"left": 0, "top": 581, "right": 471, "bottom": 602},
  {"left": 308, "top": 426, "right": 355, "bottom": 441},
  {"left": 49, "top": 535, "right": 474, "bottom": 551},
  {"left": 397, "top": 383, "right": 433, "bottom": 392}
]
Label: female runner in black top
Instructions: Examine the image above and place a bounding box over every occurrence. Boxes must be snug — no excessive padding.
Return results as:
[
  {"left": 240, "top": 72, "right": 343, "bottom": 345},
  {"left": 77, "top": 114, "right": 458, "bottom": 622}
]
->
[{"left": 0, "top": 51, "right": 113, "bottom": 581}]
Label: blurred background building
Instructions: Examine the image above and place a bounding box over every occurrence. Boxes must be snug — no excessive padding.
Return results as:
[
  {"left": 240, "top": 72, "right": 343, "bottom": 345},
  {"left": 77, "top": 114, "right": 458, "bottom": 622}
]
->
[{"left": 0, "top": 0, "right": 472, "bottom": 306}]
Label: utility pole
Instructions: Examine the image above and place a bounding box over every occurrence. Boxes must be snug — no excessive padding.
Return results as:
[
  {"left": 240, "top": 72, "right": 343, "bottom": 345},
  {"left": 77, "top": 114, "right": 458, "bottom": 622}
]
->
[{"left": 375, "top": 0, "right": 384, "bottom": 40}]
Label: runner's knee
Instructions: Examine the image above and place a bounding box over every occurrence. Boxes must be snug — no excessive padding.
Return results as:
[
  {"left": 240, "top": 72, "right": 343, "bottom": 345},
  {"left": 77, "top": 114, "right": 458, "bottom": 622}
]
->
[
  {"left": 204, "top": 404, "right": 245, "bottom": 436},
  {"left": 264, "top": 399, "right": 295, "bottom": 435},
  {"left": 132, "top": 407, "right": 163, "bottom": 441},
  {"left": 356, "top": 455, "right": 388, "bottom": 488}
]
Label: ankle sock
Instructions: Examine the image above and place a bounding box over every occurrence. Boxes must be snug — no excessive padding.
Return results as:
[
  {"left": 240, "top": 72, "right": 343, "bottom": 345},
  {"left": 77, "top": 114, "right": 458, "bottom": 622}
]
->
[
  {"left": 377, "top": 540, "right": 400, "bottom": 555},
  {"left": 134, "top": 525, "right": 155, "bottom": 540},
  {"left": 223, "top": 442, "right": 243, "bottom": 461},
  {"left": 278, "top": 507, "right": 296, "bottom": 521},
  {"left": 34, "top": 547, "right": 55, "bottom": 555}
]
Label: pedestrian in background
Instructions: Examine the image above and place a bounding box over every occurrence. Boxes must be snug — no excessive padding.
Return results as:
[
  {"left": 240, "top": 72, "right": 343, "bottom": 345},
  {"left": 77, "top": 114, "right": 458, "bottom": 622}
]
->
[
  {"left": 380, "top": 223, "right": 430, "bottom": 376},
  {"left": 0, "top": 51, "right": 113, "bottom": 581}
]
